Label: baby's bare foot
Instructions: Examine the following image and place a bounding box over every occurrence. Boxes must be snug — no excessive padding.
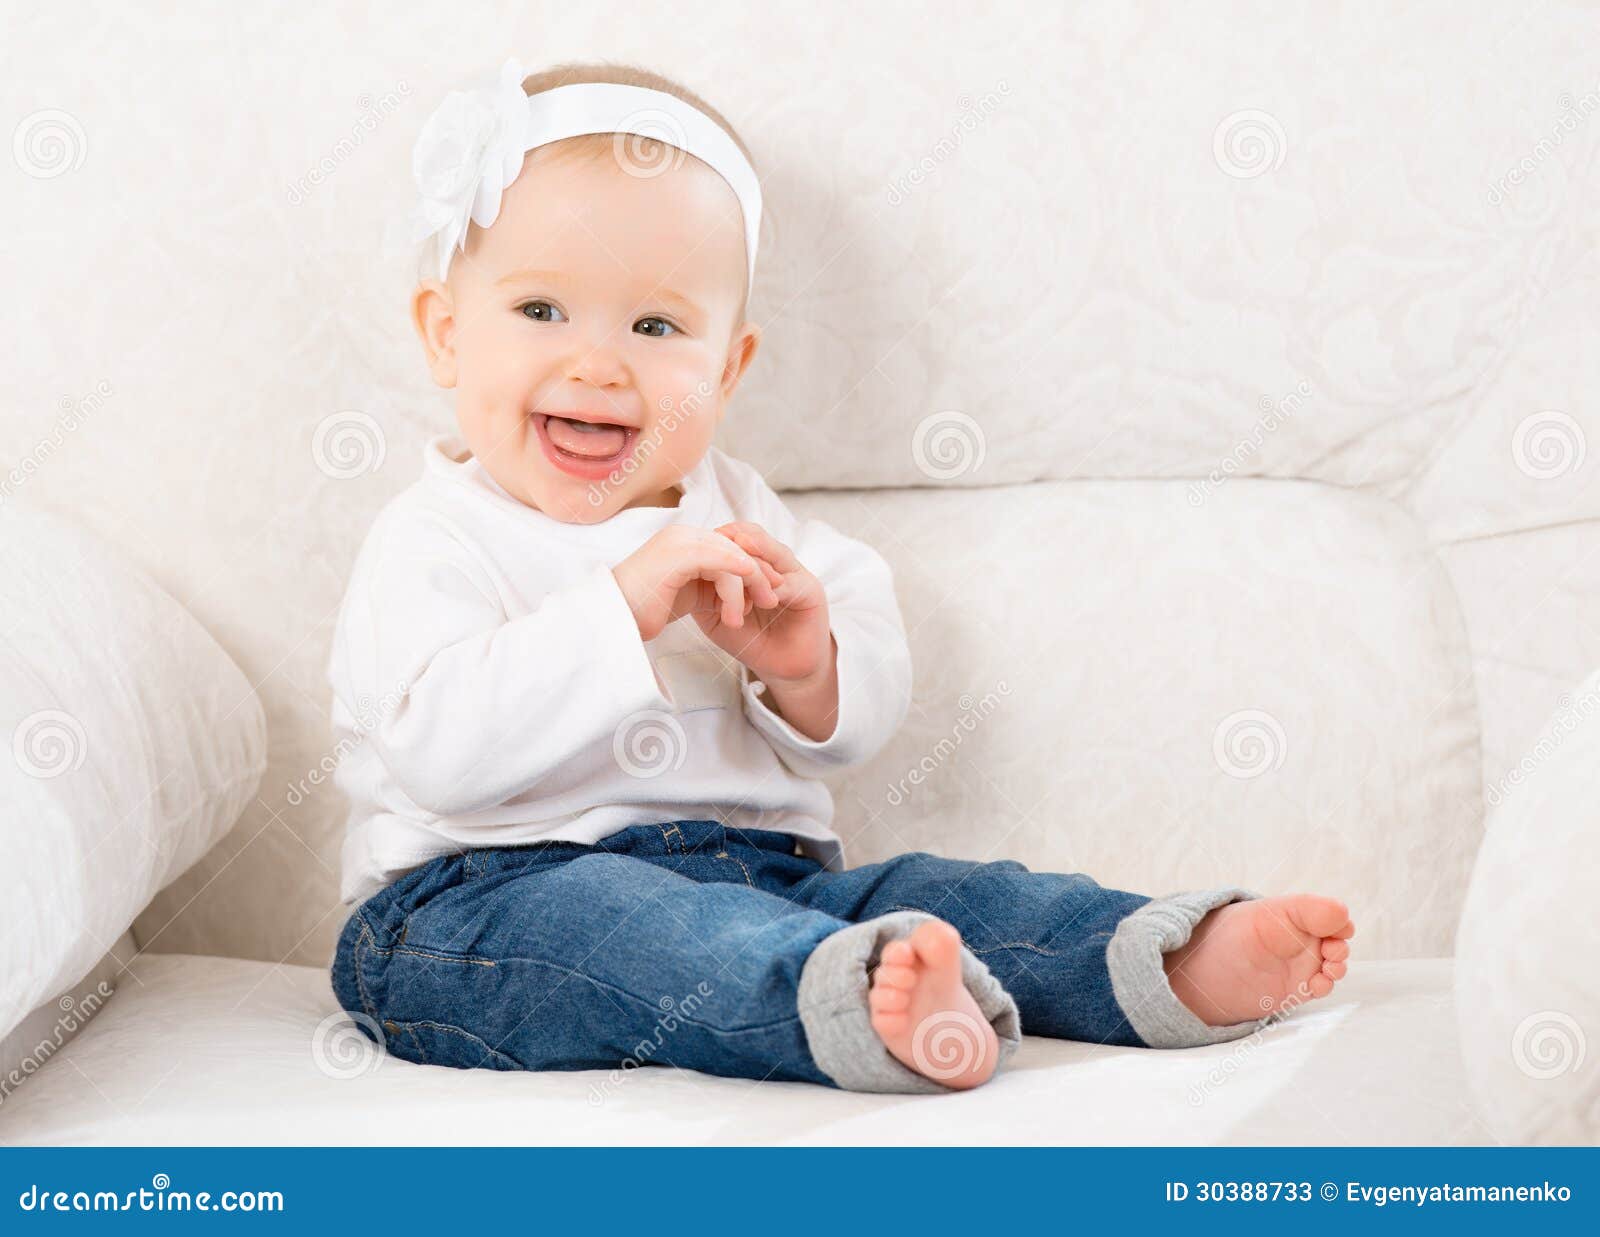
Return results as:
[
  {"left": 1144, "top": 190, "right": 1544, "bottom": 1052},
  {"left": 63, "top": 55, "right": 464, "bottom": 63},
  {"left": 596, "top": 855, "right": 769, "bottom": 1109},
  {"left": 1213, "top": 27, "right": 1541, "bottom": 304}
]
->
[
  {"left": 868, "top": 919, "right": 998, "bottom": 1090},
  {"left": 1162, "top": 894, "right": 1355, "bottom": 1026}
]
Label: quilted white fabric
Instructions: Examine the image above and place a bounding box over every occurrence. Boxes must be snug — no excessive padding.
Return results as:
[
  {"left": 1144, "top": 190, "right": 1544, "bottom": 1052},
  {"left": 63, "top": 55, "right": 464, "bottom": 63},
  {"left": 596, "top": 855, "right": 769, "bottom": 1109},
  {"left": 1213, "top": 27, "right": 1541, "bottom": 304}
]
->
[
  {"left": 2, "top": 1, "right": 1595, "bottom": 1011},
  {"left": 0, "top": 953, "right": 1477, "bottom": 1146},
  {"left": 0, "top": 506, "right": 266, "bottom": 1040},
  {"left": 794, "top": 480, "right": 1479, "bottom": 960},
  {"left": 1456, "top": 669, "right": 1600, "bottom": 1145}
]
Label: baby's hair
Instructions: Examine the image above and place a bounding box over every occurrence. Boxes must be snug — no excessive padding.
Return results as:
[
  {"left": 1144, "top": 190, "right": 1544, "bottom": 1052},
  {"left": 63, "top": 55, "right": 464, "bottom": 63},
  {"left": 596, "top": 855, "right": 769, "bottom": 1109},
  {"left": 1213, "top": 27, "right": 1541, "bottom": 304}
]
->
[
  {"left": 517, "top": 60, "right": 757, "bottom": 171},
  {"left": 510, "top": 61, "right": 758, "bottom": 321}
]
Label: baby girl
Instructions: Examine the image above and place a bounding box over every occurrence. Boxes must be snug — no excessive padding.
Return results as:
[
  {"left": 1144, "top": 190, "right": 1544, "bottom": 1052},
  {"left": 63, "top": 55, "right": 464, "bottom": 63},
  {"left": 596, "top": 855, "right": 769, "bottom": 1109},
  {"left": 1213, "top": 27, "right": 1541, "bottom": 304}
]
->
[{"left": 327, "top": 58, "right": 1354, "bottom": 1093}]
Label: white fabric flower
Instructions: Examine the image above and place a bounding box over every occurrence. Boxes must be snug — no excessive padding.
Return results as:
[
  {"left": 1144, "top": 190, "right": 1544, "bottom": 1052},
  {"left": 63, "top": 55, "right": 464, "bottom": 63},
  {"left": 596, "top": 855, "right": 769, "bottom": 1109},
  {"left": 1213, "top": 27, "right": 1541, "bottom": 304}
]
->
[{"left": 406, "top": 58, "right": 530, "bottom": 281}]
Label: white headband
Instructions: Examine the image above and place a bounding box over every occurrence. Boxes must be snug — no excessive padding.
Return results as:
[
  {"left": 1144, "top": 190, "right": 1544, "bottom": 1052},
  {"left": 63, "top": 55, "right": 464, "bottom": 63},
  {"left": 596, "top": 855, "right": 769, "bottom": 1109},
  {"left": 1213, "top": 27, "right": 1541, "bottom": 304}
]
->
[{"left": 405, "top": 58, "right": 762, "bottom": 289}]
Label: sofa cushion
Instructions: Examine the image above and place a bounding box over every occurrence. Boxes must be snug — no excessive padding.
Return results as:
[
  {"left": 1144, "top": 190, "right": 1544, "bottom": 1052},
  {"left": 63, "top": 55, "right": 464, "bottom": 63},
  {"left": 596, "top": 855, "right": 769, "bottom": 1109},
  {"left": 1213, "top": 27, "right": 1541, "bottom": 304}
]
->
[
  {"left": 0, "top": 953, "right": 1473, "bottom": 1146},
  {"left": 1456, "top": 668, "right": 1600, "bottom": 1143},
  {"left": 790, "top": 477, "right": 1481, "bottom": 959},
  {"left": 0, "top": 504, "right": 267, "bottom": 1041}
]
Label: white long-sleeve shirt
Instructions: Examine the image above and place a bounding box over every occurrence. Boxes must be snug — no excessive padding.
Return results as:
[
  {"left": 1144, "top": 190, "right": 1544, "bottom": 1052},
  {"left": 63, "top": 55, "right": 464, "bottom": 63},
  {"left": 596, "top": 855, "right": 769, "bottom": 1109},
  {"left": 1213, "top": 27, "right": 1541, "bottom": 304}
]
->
[{"left": 328, "top": 435, "right": 914, "bottom": 906}]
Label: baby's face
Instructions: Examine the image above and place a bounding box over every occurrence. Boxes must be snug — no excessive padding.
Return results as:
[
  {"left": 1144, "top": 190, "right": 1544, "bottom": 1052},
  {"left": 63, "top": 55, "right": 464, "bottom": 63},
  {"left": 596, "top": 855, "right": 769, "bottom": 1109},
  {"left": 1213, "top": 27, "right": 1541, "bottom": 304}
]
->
[{"left": 413, "top": 140, "right": 760, "bottom": 524}]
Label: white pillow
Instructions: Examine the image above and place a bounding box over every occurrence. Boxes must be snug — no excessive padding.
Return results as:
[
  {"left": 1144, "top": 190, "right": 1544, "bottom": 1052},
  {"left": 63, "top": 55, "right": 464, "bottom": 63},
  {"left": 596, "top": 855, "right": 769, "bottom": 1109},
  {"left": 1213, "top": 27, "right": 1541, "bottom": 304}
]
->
[
  {"left": 1456, "top": 668, "right": 1600, "bottom": 1144},
  {"left": 0, "top": 503, "right": 266, "bottom": 1040}
]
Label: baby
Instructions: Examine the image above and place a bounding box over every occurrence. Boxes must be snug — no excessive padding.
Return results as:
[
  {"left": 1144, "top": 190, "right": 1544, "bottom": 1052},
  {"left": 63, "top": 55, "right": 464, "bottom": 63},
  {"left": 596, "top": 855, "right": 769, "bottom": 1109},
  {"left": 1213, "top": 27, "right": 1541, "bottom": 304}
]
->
[{"left": 328, "top": 59, "right": 1354, "bottom": 1094}]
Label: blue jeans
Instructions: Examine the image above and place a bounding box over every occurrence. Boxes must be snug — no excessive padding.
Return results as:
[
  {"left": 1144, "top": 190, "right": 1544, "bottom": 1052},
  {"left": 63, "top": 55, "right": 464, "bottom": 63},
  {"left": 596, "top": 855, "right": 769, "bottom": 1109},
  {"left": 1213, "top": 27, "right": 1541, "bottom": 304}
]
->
[{"left": 330, "top": 820, "right": 1263, "bottom": 1093}]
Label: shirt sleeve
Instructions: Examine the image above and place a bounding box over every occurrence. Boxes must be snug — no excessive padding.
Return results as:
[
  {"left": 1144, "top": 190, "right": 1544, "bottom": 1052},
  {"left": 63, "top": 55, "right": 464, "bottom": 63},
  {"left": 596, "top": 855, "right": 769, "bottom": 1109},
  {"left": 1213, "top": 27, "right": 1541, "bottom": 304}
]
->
[
  {"left": 329, "top": 511, "right": 675, "bottom": 817},
  {"left": 730, "top": 466, "right": 914, "bottom": 779}
]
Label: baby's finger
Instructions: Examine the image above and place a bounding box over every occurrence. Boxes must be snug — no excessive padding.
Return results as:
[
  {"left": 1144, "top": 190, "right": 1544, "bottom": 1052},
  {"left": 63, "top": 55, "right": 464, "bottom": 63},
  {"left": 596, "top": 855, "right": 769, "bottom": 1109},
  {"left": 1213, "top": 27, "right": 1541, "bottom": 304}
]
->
[
  {"left": 712, "top": 569, "right": 745, "bottom": 628},
  {"left": 720, "top": 523, "right": 801, "bottom": 575},
  {"left": 746, "top": 556, "right": 781, "bottom": 608}
]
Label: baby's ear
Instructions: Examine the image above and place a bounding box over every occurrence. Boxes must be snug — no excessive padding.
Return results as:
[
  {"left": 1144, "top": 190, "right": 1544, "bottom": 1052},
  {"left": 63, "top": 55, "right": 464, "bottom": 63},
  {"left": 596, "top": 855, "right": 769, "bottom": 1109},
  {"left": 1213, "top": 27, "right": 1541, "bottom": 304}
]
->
[
  {"left": 411, "top": 279, "right": 459, "bottom": 388},
  {"left": 719, "top": 320, "right": 762, "bottom": 402}
]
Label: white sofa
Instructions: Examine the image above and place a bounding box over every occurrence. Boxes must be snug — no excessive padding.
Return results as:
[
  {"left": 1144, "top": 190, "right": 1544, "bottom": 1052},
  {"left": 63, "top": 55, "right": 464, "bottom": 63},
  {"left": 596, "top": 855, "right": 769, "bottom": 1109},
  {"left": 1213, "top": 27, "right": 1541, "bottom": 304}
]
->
[{"left": 2, "top": 2, "right": 1595, "bottom": 1144}]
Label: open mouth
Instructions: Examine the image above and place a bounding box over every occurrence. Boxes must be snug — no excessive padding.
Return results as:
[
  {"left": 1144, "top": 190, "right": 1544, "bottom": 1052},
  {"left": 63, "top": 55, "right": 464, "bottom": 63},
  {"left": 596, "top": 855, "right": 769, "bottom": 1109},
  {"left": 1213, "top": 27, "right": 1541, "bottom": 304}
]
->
[{"left": 533, "top": 412, "right": 640, "bottom": 480}]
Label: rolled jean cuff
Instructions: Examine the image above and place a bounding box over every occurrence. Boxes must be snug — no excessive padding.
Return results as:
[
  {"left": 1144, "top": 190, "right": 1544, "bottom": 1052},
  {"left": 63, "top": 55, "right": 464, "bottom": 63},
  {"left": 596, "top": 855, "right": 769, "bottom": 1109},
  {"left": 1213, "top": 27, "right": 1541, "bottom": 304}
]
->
[
  {"left": 795, "top": 910, "right": 1021, "bottom": 1094},
  {"left": 1107, "top": 887, "right": 1276, "bottom": 1048}
]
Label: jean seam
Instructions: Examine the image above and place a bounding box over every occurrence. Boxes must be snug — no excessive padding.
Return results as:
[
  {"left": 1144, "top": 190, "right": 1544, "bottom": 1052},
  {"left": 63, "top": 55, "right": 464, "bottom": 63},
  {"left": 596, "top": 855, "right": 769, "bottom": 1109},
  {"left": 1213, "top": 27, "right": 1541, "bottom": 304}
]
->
[
  {"left": 399, "top": 1021, "right": 427, "bottom": 1062},
  {"left": 392, "top": 1018, "right": 520, "bottom": 1069},
  {"left": 879, "top": 902, "right": 1059, "bottom": 956},
  {"left": 352, "top": 918, "right": 379, "bottom": 1022},
  {"left": 715, "top": 849, "right": 756, "bottom": 887},
  {"left": 361, "top": 936, "right": 498, "bottom": 968}
]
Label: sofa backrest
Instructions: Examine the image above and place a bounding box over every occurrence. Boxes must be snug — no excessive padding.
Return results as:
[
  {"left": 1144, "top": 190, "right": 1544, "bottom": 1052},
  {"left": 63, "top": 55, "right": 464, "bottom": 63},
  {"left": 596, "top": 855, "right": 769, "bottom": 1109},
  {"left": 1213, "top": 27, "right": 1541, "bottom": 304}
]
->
[{"left": 5, "top": 4, "right": 1595, "bottom": 964}]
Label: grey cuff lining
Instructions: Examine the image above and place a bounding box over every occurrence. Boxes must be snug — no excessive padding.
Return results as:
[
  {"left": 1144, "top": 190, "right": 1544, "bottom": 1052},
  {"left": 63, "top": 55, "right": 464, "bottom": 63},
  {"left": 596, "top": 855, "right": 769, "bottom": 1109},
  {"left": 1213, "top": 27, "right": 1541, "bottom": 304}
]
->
[
  {"left": 796, "top": 910, "right": 1021, "bottom": 1094},
  {"left": 1107, "top": 887, "right": 1279, "bottom": 1048}
]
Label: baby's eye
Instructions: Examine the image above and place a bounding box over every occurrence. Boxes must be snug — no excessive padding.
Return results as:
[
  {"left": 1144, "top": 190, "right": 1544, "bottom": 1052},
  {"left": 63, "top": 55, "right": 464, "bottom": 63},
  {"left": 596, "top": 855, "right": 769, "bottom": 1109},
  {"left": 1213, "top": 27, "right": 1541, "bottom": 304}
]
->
[
  {"left": 519, "top": 300, "right": 566, "bottom": 323},
  {"left": 635, "top": 316, "right": 678, "bottom": 338}
]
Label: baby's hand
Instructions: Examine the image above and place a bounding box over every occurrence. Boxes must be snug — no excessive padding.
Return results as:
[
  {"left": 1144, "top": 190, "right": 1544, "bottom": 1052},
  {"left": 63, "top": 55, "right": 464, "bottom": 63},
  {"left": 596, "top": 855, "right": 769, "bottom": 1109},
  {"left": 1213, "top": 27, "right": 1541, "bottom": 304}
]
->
[
  {"left": 612, "top": 525, "right": 779, "bottom": 643},
  {"left": 699, "top": 522, "right": 833, "bottom": 689}
]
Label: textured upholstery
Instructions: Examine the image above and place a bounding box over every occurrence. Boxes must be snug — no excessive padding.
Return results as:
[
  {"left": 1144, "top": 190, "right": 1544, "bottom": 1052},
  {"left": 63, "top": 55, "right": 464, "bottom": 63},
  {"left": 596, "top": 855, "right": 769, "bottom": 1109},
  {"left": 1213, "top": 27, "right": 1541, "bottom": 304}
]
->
[{"left": 4, "top": 3, "right": 1594, "bottom": 981}]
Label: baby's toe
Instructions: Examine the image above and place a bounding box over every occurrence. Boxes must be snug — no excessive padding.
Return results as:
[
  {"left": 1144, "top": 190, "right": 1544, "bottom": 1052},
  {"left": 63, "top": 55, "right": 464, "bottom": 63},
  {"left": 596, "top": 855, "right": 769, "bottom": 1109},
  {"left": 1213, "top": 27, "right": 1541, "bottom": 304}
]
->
[
  {"left": 869, "top": 983, "right": 911, "bottom": 1014},
  {"left": 1306, "top": 972, "right": 1335, "bottom": 998},
  {"left": 1321, "top": 938, "right": 1349, "bottom": 962},
  {"left": 1290, "top": 896, "right": 1350, "bottom": 939},
  {"left": 909, "top": 919, "right": 962, "bottom": 969},
  {"left": 880, "top": 939, "right": 915, "bottom": 967},
  {"left": 1321, "top": 959, "right": 1346, "bottom": 981},
  {"left": 874, "top": 963, "right": 918, "bottom": 991}
]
